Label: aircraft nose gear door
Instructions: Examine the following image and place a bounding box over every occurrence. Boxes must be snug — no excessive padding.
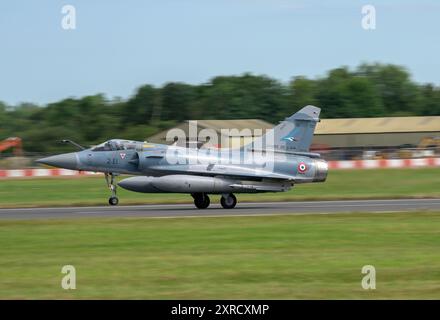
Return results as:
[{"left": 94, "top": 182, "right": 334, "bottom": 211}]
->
[{"left": 105, "top": 173, "right": 119, "bottom": 205}]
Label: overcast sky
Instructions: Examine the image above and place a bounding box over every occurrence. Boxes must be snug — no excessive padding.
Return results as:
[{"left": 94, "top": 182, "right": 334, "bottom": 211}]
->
[{"left": 1, "top": 0, "right": 439, "bottom": 105}]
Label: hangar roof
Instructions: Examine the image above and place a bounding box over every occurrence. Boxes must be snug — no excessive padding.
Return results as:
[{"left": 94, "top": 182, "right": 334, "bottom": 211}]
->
[
  {"left": 315, "top": 116, "right": 440, "bottom": 135},
  {"left": 194, "top": 116, "right": 440, "bottom": 135},
  {"left": 148, "top": 116, "right": 440, "bottom": 144}
]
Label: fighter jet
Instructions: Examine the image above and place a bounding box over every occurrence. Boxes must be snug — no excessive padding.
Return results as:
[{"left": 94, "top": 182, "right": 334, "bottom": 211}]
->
[{"left": 37, "top": 105, "right": 328, "bottom": 209}]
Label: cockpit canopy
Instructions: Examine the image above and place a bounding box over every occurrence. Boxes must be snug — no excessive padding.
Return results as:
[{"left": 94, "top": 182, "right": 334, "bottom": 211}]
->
[{"left": 91, "top": 139, "right": 142, "bottom": 152}]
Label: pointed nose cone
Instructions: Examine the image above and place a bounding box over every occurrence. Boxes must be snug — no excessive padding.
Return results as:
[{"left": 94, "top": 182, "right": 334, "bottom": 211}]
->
[{"left": 36, "top": 152, "right": 78, "bottom": 170}]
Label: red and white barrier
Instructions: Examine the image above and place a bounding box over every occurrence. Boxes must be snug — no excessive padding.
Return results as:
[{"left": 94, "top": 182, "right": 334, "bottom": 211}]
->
[
  {"left": 0, "top": 169, "right": 101, "bottom": 179},
  {"left": 0, "top": 158, "right": 439, "bottom": 179},
  {"left": 327, "top": 157, "right": 440, "bottom": 170}
]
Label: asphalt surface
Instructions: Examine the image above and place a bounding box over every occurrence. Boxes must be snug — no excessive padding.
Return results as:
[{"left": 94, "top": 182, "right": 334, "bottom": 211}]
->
[{"left": 0, "top": 198, "right": 440, "bottom": 220}]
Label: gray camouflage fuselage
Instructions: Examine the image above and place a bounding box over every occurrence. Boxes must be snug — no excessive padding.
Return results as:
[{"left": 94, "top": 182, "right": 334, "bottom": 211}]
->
[{"left": 37, "top": 105, "right": 328, "bottom": 205}]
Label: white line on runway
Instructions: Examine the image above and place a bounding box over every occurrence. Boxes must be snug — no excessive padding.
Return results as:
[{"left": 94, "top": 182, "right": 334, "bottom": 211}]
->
[
  {"left": 1, "top": 198, "right": 440, "bottom": 212},
  {"left": 73, "top": 210, "right": 422, "bottom": 220}
]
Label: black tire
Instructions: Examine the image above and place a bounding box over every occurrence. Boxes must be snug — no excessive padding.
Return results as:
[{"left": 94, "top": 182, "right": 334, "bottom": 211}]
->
[
  {"left": 221, "top": 194, "right": 237, "bottom": 209},
  {"left": 194, "top": 194, "right": 210, "bottom": 209},
  {"left": 109, "top": 196, "right": 119, "bottom": 206}
]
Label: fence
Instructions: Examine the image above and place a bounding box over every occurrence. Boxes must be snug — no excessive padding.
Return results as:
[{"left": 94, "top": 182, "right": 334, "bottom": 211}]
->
[{"left": 1, "top": 157, "right": 439, "bottom": 179}]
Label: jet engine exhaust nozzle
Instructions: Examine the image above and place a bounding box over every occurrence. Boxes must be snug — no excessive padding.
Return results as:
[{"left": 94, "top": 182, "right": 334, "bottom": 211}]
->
[{"left": 313, "top": 159, "right": 328, "bottom": 182}]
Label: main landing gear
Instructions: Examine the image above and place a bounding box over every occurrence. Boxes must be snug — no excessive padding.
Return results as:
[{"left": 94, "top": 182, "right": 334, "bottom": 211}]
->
[
  {"left": 192, "top": 193, "right": 210, "bottom": 209},
  {"left": 220, "top": 193, "right": 237, "bottom": 209},
  {"left": 191, "top": 193, "right": 237, "bottom": 209},
  {"left": 105, "top": 173, "right": 119, "bottom": 206}
]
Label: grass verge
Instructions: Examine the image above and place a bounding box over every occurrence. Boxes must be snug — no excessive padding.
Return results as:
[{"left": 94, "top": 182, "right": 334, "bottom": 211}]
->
[{"left": 0, "top": 211, "right": 439, "bottom": 299}]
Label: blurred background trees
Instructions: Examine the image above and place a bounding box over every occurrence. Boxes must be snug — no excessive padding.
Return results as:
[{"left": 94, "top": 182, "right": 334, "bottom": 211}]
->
[{"left": 1, "top": 63, "right": 440, "bottom": 153}]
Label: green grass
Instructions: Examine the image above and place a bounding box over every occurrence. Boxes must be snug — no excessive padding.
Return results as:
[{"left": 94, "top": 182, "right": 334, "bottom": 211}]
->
[
  {"left": 1, "top": 212, "right": 440, "bottom": 299},
  {"left": 0, "top": 168, "right": 439, "bottom": 208}
]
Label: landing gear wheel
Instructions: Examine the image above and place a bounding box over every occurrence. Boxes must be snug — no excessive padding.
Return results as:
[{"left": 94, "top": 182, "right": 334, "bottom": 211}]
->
[
  {"left": 193, "top": 194, "right": 210, "bottom": 209},
  {"left": 109, "top": 196, "right": 119, "bottom": 206},
  {"left": 221, "top": 193, "right": 237, "bottom": 209},
  {"left": 105, "top": 173, "right": 119, "bottom": 206}
]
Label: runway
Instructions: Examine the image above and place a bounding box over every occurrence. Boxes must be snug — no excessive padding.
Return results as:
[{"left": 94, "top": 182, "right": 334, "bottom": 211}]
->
[{"left": 0, "top": 198, "right": 440, "bottom": 220}]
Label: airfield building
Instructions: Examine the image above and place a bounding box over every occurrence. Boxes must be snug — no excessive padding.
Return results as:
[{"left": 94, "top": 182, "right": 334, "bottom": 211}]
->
[
  {"left": 313, "top": 116, "right": 440, "bottom": 160},
  {"left": 148, "top": 116, "right": 440, "bottom": 160}
]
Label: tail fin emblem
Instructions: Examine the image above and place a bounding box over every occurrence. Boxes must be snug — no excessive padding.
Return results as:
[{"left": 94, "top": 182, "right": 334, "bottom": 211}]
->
[{"left": 283, "top": 136, "right": 298, "bottom": 142}]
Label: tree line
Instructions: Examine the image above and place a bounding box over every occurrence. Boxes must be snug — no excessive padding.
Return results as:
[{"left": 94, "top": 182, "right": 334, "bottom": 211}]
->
[{"left": 1, "top": 63, "right": 439, "bottom": 153}]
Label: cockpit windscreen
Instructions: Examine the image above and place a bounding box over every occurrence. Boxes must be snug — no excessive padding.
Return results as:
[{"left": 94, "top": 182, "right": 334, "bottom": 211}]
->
[{"left": 91, "top": 140, "right": 139, "bottom": 152}]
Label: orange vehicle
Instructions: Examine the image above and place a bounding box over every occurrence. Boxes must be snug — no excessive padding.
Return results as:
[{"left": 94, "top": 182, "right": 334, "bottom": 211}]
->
[{"left": 0, "top": 137, "right": 23, "bottom": 156}]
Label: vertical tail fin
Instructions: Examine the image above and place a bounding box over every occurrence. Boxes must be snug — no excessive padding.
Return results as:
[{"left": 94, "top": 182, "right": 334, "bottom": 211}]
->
[{"left": 248, "top": 105, "right": 321, "bottom": 153}]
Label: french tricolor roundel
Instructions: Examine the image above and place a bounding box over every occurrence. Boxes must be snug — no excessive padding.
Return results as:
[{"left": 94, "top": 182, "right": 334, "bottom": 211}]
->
[{"left": 297, "top": 162, "right": 307, "bottom": 174}]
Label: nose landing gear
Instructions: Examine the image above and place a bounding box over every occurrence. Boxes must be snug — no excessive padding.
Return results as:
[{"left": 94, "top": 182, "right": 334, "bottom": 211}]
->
[
  {"left": 109, "top": 196, "right": 119, "bottom": 206},
  {"left": 105, "top": 173, "right": 119, "bottom": 206}
]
